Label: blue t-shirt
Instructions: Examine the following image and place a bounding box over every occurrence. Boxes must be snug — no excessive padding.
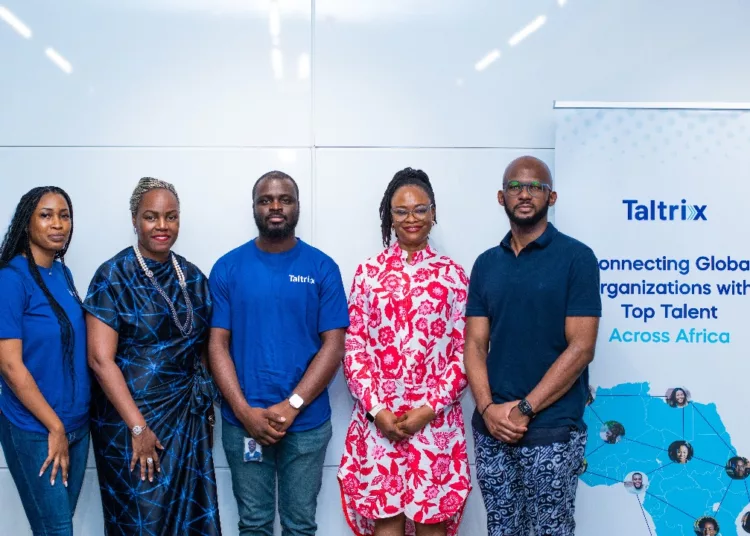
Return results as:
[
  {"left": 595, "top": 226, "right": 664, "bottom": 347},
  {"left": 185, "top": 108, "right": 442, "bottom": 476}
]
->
[
  {"left": 0, "top": 256, "right": 90, "bottom": 433},
  {"left": 466, "top": 224, "right": 601, "bottom": 434},
  {"left": 209, "top": 238, "right": 349, "bottom": 432}
]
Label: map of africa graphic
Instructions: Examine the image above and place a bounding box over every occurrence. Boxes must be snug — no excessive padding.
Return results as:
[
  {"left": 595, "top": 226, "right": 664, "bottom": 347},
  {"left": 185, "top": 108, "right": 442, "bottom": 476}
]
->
[{"left": 580, "top": 383, "right": 750, "bottom": 535}]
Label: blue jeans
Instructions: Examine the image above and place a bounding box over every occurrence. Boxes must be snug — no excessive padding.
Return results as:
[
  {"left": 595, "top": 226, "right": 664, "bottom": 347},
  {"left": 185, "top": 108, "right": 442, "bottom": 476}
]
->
[
  {"left": 222, "top": 419, "right": 332, "bottom": 536},
  {"left": 0, "top": 413, "right": 89, "bottom": 536}
]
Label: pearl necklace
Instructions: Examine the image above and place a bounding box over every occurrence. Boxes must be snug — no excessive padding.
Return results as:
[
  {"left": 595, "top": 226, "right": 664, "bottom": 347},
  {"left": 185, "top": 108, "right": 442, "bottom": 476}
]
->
[{"left": 133, "top": 245, "right": 194, "bottom": 337}]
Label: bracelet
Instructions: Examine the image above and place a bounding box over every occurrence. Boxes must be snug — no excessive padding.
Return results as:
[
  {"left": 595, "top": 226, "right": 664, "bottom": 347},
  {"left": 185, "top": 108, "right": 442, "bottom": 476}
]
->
[{"left": 481, "top": 402, "right": 493, "bottom": 416}]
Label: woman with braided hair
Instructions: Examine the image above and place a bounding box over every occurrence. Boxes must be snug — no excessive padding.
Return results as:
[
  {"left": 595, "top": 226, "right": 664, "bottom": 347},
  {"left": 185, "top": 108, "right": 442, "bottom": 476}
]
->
[
  {"left": 0, "top": 186, "right": 90, "bottom": 535},
  {"left": 338, "top": 168, "right": 471, "bottom": 536},
  {"left": 84, "top": 177, "right": 221, "bottom": 535}
]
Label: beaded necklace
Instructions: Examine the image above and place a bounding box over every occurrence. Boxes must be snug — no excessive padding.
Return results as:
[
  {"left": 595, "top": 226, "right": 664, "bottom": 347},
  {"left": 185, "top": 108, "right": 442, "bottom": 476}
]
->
[{"left": 133, "top": 245, "right": 194, "bottom": 337}]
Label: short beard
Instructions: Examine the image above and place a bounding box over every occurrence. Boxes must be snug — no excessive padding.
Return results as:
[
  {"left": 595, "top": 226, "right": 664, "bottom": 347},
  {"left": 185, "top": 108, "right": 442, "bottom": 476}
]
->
[
  {"left": 504, "top": 201, "right": 549, "bottom": 228},
  {"left": 254, "top": 210, "right": 299, "bottom": 240}
]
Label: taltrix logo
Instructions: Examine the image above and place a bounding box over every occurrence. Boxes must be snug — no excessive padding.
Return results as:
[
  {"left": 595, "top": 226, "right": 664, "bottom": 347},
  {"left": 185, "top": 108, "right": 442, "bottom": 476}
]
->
[
  {"left": 623, "top": 199, "right": 707, "bottom": 221},
  {"left": 289, "top": 274, "right": 315, "bottom": 284}
]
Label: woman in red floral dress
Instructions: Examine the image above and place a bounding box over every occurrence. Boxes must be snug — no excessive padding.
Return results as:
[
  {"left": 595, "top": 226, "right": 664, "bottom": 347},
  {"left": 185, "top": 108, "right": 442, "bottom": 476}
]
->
[{"left": 338, "top": 168, "right": 471, "bottom": 536}]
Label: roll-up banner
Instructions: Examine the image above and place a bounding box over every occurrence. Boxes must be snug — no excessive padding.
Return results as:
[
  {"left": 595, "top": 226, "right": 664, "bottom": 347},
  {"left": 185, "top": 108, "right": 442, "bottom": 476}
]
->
[{"left": 554, "top": 102, "right": 750, "bottom": 536}]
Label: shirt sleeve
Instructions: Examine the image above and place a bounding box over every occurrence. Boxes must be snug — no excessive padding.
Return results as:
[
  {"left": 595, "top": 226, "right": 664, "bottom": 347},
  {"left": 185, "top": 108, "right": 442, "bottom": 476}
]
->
[
  {"left": 465, "top": 253, "right": 488, "bottom": 317},
  {"left": 342, "top": 264, "right": 380, "bottom": 412},
  {"left": 427, "top": 263, "right": 469, "bottom": 414},
  {"left": 567, "top": 247, "right": 602, "bottom": 317},
  {"left": 0, "top": 268, "right": 26, "bottom": 339},
  {"left": 208, "top": 259, "right": 232, "bottom": 330},
  {"left": 317, "top": 260, "right": 350, "bottom": 333},
  {"left": 83, "top": 265, "right": 121, "bottom": 331}
]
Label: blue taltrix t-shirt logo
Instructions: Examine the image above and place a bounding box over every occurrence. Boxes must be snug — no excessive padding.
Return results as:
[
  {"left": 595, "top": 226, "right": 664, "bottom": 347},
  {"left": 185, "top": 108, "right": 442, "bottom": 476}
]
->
[{"left": 289, "top": 274, "right": 315, "bottom": 284}]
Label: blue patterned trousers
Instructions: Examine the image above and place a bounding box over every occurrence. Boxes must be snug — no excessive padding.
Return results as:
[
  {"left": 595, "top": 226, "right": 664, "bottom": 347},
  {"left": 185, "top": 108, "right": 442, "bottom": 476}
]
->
[{"left": 474, "top": 427, "right": 587, "bottom": 536}]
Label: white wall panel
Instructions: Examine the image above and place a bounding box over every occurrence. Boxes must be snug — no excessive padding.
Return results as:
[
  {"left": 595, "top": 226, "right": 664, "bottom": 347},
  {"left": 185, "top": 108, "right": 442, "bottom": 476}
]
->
[
  {"left": 0, "top": 1, "right": 312, "bottom": 146},
  {"left": 0, "top": 147, "right": 313, "bottom": 288},
  {"left": 315, "top": 0, "right": 750, "bottom": 148}
]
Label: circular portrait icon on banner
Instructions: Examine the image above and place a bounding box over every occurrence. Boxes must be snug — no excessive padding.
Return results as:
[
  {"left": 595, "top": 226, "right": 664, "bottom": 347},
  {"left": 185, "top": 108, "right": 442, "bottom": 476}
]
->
[
  {"left": 586, "top": 385, "right": 596, "bottom": 406},
  {"left": 600, "top": 421, "right": 625, "bottom": 444},
  {"left": 694, "top": 516, "right": 719, "bottom": 535},
  {"left": 741, "top": 511, "right": 750, "bottom": 533},
  {"left": 666, "top": 387, "right": 691, "bottom": 408},
  {"left": 578, "top": 458, "right": 588, "bottom": 475},
  {"left": 624, "top": 471, "right": 649, "bottom": 494},
  {"left": 668, "top": 440, "right": 694, "bottom": 464},
  {"left": 726, "top": 457, "right": 750, "bottom": 480}
]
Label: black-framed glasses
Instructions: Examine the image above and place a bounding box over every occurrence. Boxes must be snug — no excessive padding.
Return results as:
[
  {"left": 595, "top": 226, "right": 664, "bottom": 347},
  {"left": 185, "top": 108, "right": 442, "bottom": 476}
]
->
[
  {"left": 503, "top": 180, "right": 552, "bottom": 198},
  {"left": 390, "top": 204, "right": 434, "bottom": 222}
]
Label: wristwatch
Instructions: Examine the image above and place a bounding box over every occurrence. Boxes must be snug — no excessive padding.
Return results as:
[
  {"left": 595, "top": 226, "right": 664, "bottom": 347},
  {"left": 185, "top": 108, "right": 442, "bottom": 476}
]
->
[
  {"left": 131, "top": 423, "right": 148, "bottom": 436},
  {"left": 366, "top": 403, "right": 386, "bottom": 423},
  {"left": 289, "top": 393, "right": 304, "bottom": 410},
  {"left": 517, "top": 398, "right": 536, "bottom": 419}
]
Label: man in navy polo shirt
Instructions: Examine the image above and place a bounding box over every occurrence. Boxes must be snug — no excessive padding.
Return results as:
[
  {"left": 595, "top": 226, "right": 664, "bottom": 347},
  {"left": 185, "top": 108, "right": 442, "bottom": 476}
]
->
[
  {"left": 465, "top": 156, "right": 601, "bottom": 536},
  {"left": 208, "top": 170, "right": 348, "bottom": 536}
]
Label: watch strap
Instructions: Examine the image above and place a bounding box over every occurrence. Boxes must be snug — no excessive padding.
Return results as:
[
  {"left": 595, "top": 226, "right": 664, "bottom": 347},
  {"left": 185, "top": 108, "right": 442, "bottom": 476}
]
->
[
  {"left": 366, "top": 403, "right": 386, "bottom": 423},
  {"left": 518, "top": 398, "right": 536, "bottom": 418}
]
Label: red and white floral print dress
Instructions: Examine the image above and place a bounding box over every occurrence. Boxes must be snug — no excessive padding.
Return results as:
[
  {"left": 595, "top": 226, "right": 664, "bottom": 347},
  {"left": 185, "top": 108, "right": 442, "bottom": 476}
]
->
[{"left": 338, "top": 243, "right": 471, "bottom": 536}]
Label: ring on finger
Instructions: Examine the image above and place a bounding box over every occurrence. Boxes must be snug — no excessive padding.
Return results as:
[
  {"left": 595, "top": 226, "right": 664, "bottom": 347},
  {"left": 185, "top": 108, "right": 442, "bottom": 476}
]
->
[{"left": 146, "top": 457, "right": 154, "bottom": 465}]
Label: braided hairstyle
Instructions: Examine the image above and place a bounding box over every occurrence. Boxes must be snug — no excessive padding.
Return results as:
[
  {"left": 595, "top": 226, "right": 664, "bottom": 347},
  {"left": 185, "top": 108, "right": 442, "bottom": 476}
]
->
[
  {"left": 0, "top": 186, "right": 82, "bottom": 389},
  {"left": 378, "top": 167, "right": 436, "bottom": 247},
  {"left": 129, "top": 177, "right": 180, "bottom": 218}
]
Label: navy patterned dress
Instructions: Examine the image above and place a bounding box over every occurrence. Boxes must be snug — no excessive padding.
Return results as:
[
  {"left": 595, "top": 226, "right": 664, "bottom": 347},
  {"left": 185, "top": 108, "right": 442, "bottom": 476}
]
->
[{"left": 84, "top": 248, "right": 221, "bottom": 536}]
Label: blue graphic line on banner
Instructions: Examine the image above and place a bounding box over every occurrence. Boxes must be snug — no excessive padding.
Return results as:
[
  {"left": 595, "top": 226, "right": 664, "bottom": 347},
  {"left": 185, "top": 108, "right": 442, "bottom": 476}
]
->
[
  {"left": 586, "top": 443, "right": 607, "bottom": 459},
  {"left": 717, "top": 479, "right": 733, "bottom": 512},
  {"left": 586, "top": 471, "right": 621, "bottom": 484},
  {"left": 626, "top": 438, "right": 667, "bottom": 453},
  {"left": 644, "top": 492, "right": 697, "bottom": 521},
  {"left": 745, "top": 480, "right": 750, "bottom": 502},
  {"left": 647, "top": 462, "right": 674, "bottom": 475},
  {"left": 597, "top": 394, "right": 666, "bottom": 398},
  {"left": 588, "top": 406, "right": 605, "bottom": 425},
  {"left": 637, "top": 494, "right": 654, "bottom": 536},
  {"left": 692, "top": 456, "right": 726, "bottom": 469},
  {"left": 692, "top": 405, "right": 737, "bottom": 453}
]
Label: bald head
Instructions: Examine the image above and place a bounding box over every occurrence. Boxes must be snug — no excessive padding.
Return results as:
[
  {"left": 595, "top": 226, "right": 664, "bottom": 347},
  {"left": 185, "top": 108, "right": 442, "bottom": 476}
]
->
[{"left": 503, "top": 156, "right": 553, "bottom": 186}]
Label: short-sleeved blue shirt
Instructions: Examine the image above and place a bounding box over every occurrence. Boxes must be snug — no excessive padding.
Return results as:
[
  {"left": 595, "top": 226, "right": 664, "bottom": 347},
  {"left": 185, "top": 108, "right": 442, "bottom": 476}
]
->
[
  {"left": 466, "top": 224, "right": 601, "bottom": 434},
  {"left": 209, "top": 238, "right": 349, "bottom": 432},
  {"left": 0, "top": 256, "right": 90, "bottom": 433}
]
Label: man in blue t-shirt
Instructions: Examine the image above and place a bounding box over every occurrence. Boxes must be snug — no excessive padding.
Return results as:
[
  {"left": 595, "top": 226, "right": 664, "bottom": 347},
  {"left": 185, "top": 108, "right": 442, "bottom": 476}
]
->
[
  {"left": 208, "top": 170, "right": 349, "bottom": 536},
  {"left": 465, "top": 156, "right": 601, "bottom": 536}
]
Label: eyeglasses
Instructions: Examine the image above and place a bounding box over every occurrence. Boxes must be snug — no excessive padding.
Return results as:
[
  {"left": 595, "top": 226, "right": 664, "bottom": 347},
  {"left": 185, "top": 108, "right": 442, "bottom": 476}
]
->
[
  {"left": 391, "top": 204, "right": 433, "bottom": 222},
  {"left": 503, "top": 180, "right": 552, "bottom": 198}
]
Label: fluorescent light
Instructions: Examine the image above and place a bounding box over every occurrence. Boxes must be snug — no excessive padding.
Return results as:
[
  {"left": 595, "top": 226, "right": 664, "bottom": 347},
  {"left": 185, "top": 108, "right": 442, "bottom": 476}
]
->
[
  {"left": 508, "top": 15, "right": 546, "bottom": 47},
  {"left": 271, "top": 47, "right": 283, "bottom": 79},
  {"left": 45, "top": 47, "right": 72, "bottom": 74},
  {"left": 0, "top": 6, "right": 32, "bottom": 38},
  {"left": 558, "top": 0, "right": 567, "bottom": 6},
  {"left": 297, "top": 52, "right": 310, "bottom": 80},
  {"left": 474, "top": 49, "right": 500, "bottom": 72},
  {"left": 269, "top": 2, "right": 280, "bottom": 37}
]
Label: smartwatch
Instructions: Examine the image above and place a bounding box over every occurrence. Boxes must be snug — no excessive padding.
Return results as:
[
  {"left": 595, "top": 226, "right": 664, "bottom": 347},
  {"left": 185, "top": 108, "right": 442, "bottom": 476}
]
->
[
  {"left": 289, "top": 393, "right": 304, "bottom": 410},
  {"left": 517, "top": 398, "right": 536, "bottom": 419},
  {"left": 366, "top": 403, "right": 386, "bottom": 423}
]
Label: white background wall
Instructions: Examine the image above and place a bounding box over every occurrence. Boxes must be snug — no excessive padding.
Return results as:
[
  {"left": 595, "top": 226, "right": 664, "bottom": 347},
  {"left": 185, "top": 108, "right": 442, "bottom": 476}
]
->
[{"left": 1, "top": 1, "right": 749, "bottom": 534}]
